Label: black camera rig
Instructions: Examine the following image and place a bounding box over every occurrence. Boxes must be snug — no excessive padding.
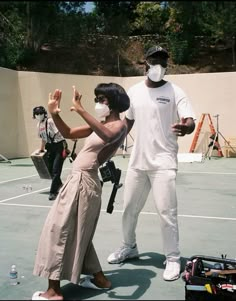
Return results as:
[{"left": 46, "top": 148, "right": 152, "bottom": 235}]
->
[{"left": 99, "top": 160, "right": 123, "bottom": 214}]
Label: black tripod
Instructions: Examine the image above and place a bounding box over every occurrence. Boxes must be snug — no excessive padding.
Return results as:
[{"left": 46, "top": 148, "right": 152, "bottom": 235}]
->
[
  {"left": 207, "top": 114, "right": 236, "bottom": 159},
  {"left": 120, "top": 133, "right": 134, "bottom": 158},
  {"left": 0, "top": 153, "right": 11, "bottom": 163}
]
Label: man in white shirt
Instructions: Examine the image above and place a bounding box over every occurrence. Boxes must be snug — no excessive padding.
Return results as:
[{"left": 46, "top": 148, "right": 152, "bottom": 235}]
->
[{"left": 107, "top": 45, "right": 196, "bottom": 281}]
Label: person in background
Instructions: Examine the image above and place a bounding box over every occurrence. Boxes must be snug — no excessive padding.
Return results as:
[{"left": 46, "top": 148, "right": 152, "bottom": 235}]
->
[
  {"left": 32, "top": 83, "right": 130, "bottom": 300},
  {"left": 33, "top": 106, "right": 68, "bottom": 200},
  {"left": 107, "top": 45, "right": 196, "bottom": 281}
]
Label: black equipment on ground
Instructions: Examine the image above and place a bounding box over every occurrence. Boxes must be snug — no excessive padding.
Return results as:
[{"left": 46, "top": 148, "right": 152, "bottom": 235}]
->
[
  {"left": 0, "top": 153, "right": 11, "bottom": 163},
  {"left": 207, "top": 114, "right": 233, "bottom": 159},
  {"left": 120, "top": 133, "right": 134, "bottom": 158},
  {"left": 182, "top": 254, "right": 236, "bottom": 300},
  {"left": 208, "top": 134, "right": 219, "bottom": 150},
  {"left": 99, "top": 160, "right": 122, "bottom": 214}
]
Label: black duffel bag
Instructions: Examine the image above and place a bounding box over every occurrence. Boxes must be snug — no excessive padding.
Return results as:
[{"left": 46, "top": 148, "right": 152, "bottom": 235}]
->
[{"left": 182, "top": 255, "right": 236, "bottom": 301}]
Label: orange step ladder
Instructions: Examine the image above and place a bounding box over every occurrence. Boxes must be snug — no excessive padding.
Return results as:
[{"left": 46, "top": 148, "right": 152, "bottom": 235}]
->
[{"left": 189, "top": 113, "right": 223, "bottom": 157}]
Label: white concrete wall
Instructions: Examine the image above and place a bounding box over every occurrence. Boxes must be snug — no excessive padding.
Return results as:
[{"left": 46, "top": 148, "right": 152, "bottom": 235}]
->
[
  {"left": 1, "top": 67, "right": 236, "bottom": 159},
  {"left": 0, "top": 68, "right": 19, "bottom": 159}
]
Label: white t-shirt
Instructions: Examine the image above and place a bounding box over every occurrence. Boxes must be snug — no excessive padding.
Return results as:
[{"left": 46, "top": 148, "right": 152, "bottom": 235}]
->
[
  {"left": 37, "top": 117, "right": 64, "bottom": 144},
  {"left": 126, "top": 80, "right": 195, "bottom": 170}
]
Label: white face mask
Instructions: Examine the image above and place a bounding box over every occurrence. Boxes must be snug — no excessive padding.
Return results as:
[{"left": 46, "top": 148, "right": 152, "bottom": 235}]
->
[
  {"left": 35, "top": 114, "right": 45, "bottom": 122},
  {"left": 95, "top": 103, "right": 110, "bottom": 119},
  {"left": 147, "top": 64, "right": 166, "bottom": 82}
]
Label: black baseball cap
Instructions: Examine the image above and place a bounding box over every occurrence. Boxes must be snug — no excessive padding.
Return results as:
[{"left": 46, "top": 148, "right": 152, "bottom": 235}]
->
[
  {"left": 145, "top": 45, "right": 169, "bottom": 59},
  {"left": 32, "top": 106, "right": 47, "bottom": 118}
]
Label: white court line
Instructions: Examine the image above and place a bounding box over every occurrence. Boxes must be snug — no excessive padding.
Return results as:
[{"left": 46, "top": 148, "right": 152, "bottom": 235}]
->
[
  {"left": 121, "top": 170, "right": 236, "bottom": 175},
  {"left": 140, "top": 211, "right": 236, "bottom": 221},
  {"left": 0, "top": 169, "right": 234, "bottom": 186},
  {"left": 0, "top": 202, "right": 235, "bottom": 221},
  {"left": 178, "top": 214, "right": 236, "bottom": 221},
  {"left": 0, "top": 174, "right": 38, "bottom": 184},
  {"left": 0, "top": 187, "right": 50, "bottom": 203},
  {"left": 0, "top": 167, "right": 72, "bottom": 185},
  {"left": 179, "top": 171, "right": 236, "bottom": 175},
  {"left": 0, "top": 203, "right": 51, "bottom": 208}
]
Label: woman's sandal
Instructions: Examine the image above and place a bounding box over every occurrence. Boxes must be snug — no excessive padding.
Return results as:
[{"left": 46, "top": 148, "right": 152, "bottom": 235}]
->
[
  {"left": 32, "top": 291, "right": 49, "bottom": 300},
  {"left": 79, "top": 277, "right": 110, "bottom": 290}
]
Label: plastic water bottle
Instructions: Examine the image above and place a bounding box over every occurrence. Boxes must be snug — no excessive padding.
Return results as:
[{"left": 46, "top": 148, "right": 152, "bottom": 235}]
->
[{"left": 9, "top": 264, "right": 18, "bottom": 285}]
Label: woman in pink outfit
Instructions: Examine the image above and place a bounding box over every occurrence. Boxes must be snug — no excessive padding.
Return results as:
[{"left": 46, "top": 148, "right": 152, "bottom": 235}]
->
[{"left": 32, "top": 83, "right": 130, "bottom": 300}]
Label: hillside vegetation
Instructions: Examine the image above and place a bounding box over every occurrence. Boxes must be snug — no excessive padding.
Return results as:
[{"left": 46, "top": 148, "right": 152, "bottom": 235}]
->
[
  {"left": 1, "top": 2, "right": 236, "bottom": 75},
  {"left": 17, "top": 36, "right": 236, "bottom": 76}
]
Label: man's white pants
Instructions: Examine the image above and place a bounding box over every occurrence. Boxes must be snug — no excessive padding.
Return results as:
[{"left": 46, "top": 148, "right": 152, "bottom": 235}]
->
[{"left": 122, "top": 168, "right": 180, "bottom": 262}]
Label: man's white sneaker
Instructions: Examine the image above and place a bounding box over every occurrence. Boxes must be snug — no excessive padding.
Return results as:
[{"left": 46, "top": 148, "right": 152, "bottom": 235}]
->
[
  {"left": 163, "top": 260, "right": 181, "bottom": 281},
  {"left": 107, "top": 245, "right": 139, "bottom": 264}
]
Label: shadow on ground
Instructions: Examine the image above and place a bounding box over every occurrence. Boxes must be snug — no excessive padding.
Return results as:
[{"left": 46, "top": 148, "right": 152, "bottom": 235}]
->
[
  {"left": 123, "top": 252, "right": 189, "bottom": 271},
  {"left": 39, "top": 191, "right": 51, "bottom": 195},
  {"left": 63, "top": 267, "right": 155, "bottom": 300},
  {"left": 62, "top": 252, "right": 189, "bottom": 300}
]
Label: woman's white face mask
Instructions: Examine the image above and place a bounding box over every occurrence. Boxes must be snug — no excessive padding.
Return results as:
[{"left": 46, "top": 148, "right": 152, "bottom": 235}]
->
[
  {"left": 147, "top": 64, "right": 166, "bottom": 82},
  {"left": 95, "top": 103, "right": 110, "bottom": 120},
  {"left": 35, "top": 114, "right": 45, "bottom": 121}
]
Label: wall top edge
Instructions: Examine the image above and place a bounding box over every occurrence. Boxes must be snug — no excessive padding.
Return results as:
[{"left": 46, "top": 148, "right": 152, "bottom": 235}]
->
[{"left": 1, "top": 66, "right": 236, "bottom": 77}]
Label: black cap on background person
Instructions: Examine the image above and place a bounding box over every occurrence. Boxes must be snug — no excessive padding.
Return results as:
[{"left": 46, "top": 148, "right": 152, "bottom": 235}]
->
[
  {"left": 144, "top": 45, "right": 169, "bottom": 82},
  {"left": 33, "top": 106, "right": 47, "bottom": 120},
  {"left": 145, "top": 45, "right": 169, "bottom": 59}
]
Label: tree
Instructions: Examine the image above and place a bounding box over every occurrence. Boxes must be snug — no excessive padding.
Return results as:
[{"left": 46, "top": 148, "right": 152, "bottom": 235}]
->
[
  {"left": 94, "top": 1, "right": 138, "bottom": 35},
  {"left": 0, "top": 1, "right": 86, "bottom": 68},
  {"left": 0, "top": 2, "right": 25, "bottom": 67},
  {"left": 131, "top": 1, "right": 170, "bottom": 35}
]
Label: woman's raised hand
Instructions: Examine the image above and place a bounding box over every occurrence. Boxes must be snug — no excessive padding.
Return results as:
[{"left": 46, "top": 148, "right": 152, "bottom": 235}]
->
[
  {"left": 48, "top": 89, "right": 62, "bottom": 115},
  {"left": 70, "top": 85, "right": 84, "bottom": 114}
]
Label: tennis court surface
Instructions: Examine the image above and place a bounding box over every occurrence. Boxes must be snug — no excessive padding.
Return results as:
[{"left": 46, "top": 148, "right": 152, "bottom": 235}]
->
[{"left": 0, "top": 155, "right": 236, "bottom": 300}]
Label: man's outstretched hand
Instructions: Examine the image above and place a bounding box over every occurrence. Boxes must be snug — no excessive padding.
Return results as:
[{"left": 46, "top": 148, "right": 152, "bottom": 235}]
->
[{"left": 172, "top": 117, "right": 190, "bottom": 136}]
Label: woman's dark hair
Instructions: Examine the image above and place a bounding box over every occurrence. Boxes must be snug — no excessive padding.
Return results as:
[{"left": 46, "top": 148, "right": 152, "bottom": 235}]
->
[
  {"left": 94, "top": 83, "right": 130, "bottom": 113},
  {"left": 32, "top": 106, "right": 47, "bottom": 119}
]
